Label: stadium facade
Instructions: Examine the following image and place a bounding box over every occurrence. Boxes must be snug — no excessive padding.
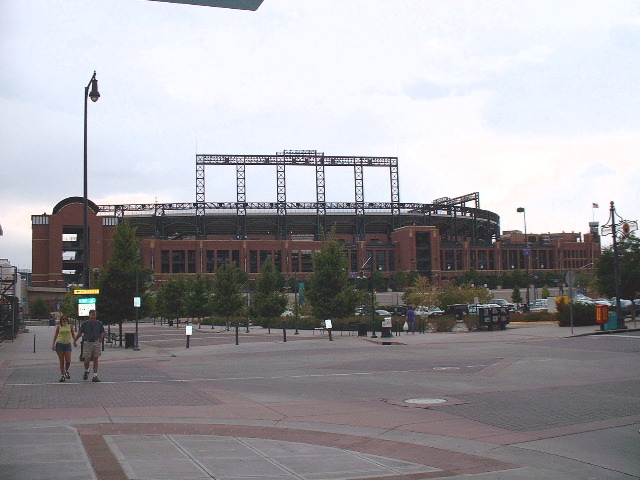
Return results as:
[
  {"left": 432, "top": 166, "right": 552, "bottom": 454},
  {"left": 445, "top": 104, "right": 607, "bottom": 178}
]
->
[{"left": 31, "top": 150, "right": 600, "bottom": 289}]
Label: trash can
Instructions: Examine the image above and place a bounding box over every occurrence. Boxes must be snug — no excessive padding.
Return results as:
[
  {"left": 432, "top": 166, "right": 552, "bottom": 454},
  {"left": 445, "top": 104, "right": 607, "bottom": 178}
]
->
[
  {"left": 49, "top": 318, "right": 56, "bottom": 326},
  {"left": 124, "top": 333, "right": 135, "bottom": 349},
  {"left": 357, "top": 322, "right": 368, "bottom": 337},
  {"left": 168, "top": 320, "right": 173, "bottom": 327}
]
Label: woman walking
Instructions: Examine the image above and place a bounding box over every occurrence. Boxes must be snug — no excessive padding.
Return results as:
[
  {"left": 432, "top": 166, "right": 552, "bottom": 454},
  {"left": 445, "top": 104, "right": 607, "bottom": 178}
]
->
[{"left": 51, "top": 315, "right": 77, "bottom": 382}]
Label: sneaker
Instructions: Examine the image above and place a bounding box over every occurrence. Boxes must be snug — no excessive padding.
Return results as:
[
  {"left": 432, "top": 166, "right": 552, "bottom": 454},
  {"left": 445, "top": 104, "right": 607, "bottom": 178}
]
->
[
  {"left": 59, "top": 375, "right": 65, "bottom": 382},
  {"left": 92, "top": 376, "right": 100, "bottom": 383},
  {"left": 83, "top": 371, "right": 89, "bottom": 380},
  {"left": 65, "top": 371, "right": 70, "bottom": 380}
]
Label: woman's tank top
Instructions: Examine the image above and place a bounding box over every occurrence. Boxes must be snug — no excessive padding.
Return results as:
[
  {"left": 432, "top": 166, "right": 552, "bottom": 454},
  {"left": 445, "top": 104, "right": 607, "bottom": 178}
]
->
[{"left": 58, "top": 324, "right": 72, "bottom": 345}]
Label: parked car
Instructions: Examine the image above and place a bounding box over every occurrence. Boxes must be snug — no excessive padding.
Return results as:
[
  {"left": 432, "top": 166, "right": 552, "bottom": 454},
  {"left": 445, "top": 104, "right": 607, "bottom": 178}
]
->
[
  {"left": 574, "top": 294, "right": 595, "bottom": 304},
  {"left": 609, "top": 298, "right": 634, "bottom": 316},
  {"left": 446, "top": 304, "right": 469, "bottom": 319},
  {"left": 375, "top": 309, "right": 392, "bottom": 316},
  {"left": 529, "top": 299, "right": 548, "bottom": 312},
  {"left": 492, "top": 299, "right": 516, "bottom": 311},
  {"left": 415, "top": 306, "right": 443, "bottom": 317},
  {"left": 392, "top": 305, "right": 408, "bottom": 317}
]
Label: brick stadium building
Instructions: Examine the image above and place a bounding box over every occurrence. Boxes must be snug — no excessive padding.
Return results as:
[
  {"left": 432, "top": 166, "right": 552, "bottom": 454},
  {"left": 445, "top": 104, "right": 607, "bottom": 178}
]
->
[{"left": 31, "top": 150, "right": 600, "bottom": 291}]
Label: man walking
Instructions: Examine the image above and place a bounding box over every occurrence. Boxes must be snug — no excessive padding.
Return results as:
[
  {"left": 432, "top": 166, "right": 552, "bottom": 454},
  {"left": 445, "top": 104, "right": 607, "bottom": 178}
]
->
[
  {"left": 74, "top": 309, "right": 105, "bottom": 382},
  {"left": 406, "top": 306, "right": 415, "bottom": 334}
]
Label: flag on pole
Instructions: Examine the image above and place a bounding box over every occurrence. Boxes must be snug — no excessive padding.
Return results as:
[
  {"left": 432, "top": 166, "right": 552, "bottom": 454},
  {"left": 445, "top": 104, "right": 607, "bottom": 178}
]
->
[{"left": 592, "top": 203, "right": 599, "bottom": 208}]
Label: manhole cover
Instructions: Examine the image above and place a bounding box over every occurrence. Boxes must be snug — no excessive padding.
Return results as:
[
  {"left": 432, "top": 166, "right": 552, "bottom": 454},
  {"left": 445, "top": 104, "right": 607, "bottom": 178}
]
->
[{"left": 404, "top": 398, "right": 447, "bottom": 405}]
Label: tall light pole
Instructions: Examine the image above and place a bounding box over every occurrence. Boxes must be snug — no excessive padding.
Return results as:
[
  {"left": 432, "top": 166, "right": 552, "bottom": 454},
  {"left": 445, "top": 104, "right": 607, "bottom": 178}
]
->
[
  {"left": 517, "top": 207, "right": 530, "bottom": 306},
  {"left": 83, "top": 71, "right": 100, "bottom": 287}
]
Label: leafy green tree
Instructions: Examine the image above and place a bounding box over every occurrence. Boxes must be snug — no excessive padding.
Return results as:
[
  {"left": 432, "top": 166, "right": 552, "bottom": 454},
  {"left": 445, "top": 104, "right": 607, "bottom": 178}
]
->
[
  {"left": 305, "top": 236, "right": 360, "bottom": 320},
  {"left": 184, "top": 274, "right": 214, "bottom": 323},
  {"left": 252, "top": 259, "right": 288, "bottom": 330},
  {"left": 31, "top": 298, "right": 49, "bottom": 319},
  {"left": 438, "top": 280, "right": 491, "bottom": 307},
  {"left": 595, "top": 235, "right": 640, "bottom": 299},
  {"left": 403, "top": 276, "right": 437, "bottom": 307},
  {"left": 511, "top": 286, "right": 523, "bottom": 304},
  {"left": 540, "top": 285, "right": 551, "bottom": 299},
  {"left": 389, "top": 271, "right": 408, "bottom": 291},
  {"left": 96, "top": 221, "right": 154, "bottom": 336},
  {"left": 155, "top": 275, "right": 188, "bottom": 323},
  {"left": 208, "top": 263, "right": 247, "bottom": 325},
  {"left": 60, "top": 290, "right": 78, "bottom": 320}
]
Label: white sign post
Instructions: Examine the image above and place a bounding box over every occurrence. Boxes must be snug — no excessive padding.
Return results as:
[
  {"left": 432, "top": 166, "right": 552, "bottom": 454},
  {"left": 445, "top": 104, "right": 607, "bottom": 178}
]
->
[
  {"left": 186, "top": 325, "right": 193, "bottom": 348},
  {"left": 78, "top": 298, "right": 96, "bottom": 317}
]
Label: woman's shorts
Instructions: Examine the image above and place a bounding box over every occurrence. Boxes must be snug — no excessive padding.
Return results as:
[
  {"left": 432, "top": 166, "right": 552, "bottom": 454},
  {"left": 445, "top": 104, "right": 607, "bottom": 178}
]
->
[
  {"left": 55, "top": 342, "right": 72, "bottom": 352},
  {"left": 83, "top": 341, "right": 101, "bottom": 359}
]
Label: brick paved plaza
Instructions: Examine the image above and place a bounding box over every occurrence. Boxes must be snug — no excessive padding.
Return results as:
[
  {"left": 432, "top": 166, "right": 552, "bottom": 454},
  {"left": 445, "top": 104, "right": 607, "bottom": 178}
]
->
[{"left": 1, "top": 321, "right": 639, "bottom": 479}]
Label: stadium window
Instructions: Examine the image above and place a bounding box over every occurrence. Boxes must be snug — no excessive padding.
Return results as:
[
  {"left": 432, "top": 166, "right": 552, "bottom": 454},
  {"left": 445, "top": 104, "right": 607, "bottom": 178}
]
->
[
  {"left": 217, "top": 250, "right": 230, "bottom": 267},
  {"left": 188, "top": 250, "right": 196, "bottom": 273},
  {"left": 172, "top": 250, "right": 185, "bottom": 274},
  {"left": 301, "top": 250, "right": 313, "bottom": 272},
  {"left": 260, "top": 250, "right": 271, "bottom": 269},
  {"left": 250, "top": 250, "right": 258, "bottom": 273},
  {"left": 161, "top": 250, "right": 170, "bottom": 273},
  {"left": 206, "top": 250, "right": 215, "bottom": 273},
  {"left": 292, "top": 250, "right": 300, "bottom": 272},
  {"left": 274, "top": 250, "right": 282, "bottom": 272}
]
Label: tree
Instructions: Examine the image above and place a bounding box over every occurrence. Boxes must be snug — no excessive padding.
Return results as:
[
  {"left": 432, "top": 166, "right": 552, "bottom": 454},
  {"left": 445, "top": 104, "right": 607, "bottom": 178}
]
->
[
  {"left": 305, "top": 236, "right": 360, "bottom": 320},
  {"left": 595, "top": 235, "right": 640, "bottom": 299},
  {"left": 252, "top": 259, "right": 288, "bottom": 329},
  {"left": 389, "top": 271, "right": 408, "bottom": 291},
  {"left": 31, "top": 298, "right": 49, "bottom": 319},
  {"left": 96, "top": 221, "right": 154, "bottom": 335},
  {"left": 511, "top": 286, "right": 523, "bottom": 304},
  {"left": 208, "top": 263, "right": 247, "bottom": 325},
  {"left": 155, "top": 275, "right": 188, "bottom": 323},
  {"left": 540, "top": 285, "right": 551, "bottom": 299},
  {"left": 403, "top": 276, "right": 437, "bottom": 307},
  {"left": 60, "top": 290, "right": 78, "bottom": 320},
  {"left": 438, "top": 280, "right": 491, "bottom": 307},
  {"left": 184, "top": 274, "right": 214, "bottom": 323}
]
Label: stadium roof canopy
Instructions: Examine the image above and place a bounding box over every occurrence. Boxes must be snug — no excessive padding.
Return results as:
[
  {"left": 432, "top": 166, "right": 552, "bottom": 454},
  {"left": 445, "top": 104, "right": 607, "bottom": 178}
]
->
[{"left": 147, "top": 0, "right": 264, "bottom": 10}]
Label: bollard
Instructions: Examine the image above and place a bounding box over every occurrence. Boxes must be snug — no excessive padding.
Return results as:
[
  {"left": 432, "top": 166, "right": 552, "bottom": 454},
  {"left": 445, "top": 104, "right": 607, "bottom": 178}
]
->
[
  {"left": 33, "top": 334, "right": 36, "bottom": 353},
  {"left": 282, "top": 320, "right": 287, "bottom": 342},
  {"left": 235, "top": 323, "right": 239, "bottom": 345}
]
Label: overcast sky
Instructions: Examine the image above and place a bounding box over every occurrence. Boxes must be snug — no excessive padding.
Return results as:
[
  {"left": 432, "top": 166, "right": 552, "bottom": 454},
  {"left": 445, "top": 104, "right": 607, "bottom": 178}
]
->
[{"left": 2, "top": 0, "right": 639, "bottom": 269}]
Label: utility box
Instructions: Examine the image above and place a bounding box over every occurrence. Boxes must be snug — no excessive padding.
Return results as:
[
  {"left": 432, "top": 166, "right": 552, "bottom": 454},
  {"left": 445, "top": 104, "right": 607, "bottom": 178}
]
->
[{"left": 478, "top": 306, "right": 509, "bottom": 331}]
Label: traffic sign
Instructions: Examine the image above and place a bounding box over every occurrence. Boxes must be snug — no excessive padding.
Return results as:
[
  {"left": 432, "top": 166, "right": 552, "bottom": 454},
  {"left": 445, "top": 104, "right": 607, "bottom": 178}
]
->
[
  {"left": 74, "top": 289, "right": 100, "bottom": 295},
  {"left": 565, "top": 271, "right": 575, "bottom": 288}
]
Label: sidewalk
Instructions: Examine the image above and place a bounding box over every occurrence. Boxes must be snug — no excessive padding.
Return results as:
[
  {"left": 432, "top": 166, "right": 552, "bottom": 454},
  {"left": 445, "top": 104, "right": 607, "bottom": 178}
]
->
[{"left": 1, "top": 320, "right": 639, "bottom": 479}]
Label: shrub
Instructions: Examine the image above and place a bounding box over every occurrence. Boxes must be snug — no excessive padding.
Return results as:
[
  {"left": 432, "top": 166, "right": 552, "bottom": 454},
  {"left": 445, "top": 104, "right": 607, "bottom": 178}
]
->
[
  {"left": 462, "top": 315, "right": 479, "bottom": 331},
  {"left": 556, "top": 300, "right": 597, "bottom": 327},
  {"left": 510, "top": 311, "right": 556, "bottom": 323},
  {"left": 426, "top": 315, "right": 457, "bottom": 332}
]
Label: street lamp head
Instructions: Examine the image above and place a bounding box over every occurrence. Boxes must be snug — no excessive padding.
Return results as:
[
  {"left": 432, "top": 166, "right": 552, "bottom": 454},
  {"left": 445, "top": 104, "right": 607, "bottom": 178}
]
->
[{"left": 89, "top": 73, "right": 100, "bottom": 102}]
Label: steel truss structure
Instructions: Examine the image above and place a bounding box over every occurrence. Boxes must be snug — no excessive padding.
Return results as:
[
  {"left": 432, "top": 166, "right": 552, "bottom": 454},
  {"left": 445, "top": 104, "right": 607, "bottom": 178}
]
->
[
  {"left": 195, "top": 150, "right": 400, "bottom": 240},
  {"left": 92, "top": 150, "right": 498, "bottom": 245}
]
